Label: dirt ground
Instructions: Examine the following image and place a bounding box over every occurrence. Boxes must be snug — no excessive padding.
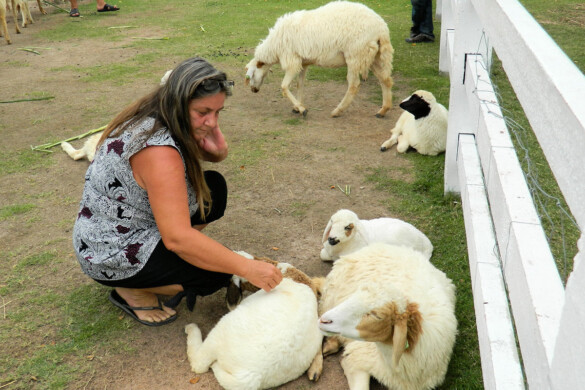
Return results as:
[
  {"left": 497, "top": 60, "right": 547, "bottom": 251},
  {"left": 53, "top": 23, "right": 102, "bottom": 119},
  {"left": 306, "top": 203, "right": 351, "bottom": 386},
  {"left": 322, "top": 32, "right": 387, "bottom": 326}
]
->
[{"left": 1, "top": 4, "right": 420, "bottom": 390}]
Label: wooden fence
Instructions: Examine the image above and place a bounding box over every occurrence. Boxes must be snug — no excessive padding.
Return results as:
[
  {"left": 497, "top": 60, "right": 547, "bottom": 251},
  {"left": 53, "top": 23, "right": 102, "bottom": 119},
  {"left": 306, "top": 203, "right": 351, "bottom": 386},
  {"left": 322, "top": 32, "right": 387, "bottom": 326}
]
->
[{"left": 438, "top": 0, "right": 585, "bottom": 388}]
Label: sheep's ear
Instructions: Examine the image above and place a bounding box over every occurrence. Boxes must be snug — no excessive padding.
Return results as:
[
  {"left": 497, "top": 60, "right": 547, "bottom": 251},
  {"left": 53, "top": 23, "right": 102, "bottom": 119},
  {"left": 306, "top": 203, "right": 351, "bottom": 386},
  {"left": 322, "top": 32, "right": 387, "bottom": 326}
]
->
[
  {"left": 392, "top": 302, "right": 423, "bottom": 367},
  {"left": 322, "top": 219, "right": 333, "bottom": 244}
]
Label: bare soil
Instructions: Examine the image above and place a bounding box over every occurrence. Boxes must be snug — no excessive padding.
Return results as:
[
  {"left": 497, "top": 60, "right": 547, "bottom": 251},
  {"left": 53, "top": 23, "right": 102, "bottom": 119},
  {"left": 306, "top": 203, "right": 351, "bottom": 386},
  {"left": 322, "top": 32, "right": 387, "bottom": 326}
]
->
[{"left": 1, "top": 4, "right": 417, "bottom": 389}]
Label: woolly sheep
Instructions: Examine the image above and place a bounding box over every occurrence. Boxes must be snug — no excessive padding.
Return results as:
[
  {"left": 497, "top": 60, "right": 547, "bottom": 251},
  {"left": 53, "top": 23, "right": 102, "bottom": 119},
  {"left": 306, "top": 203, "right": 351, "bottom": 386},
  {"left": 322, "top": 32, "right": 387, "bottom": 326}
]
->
[
  {"left": 320, "top": 209, "right": 433, "bottom": 262},
  {"left": 318, "top": 243, "right": 457, "bottom": 390},
  {"left": 380, "top": 90, "right": 448, "bottom": 156},
  {"left": 245, "top": 0, "right": 394, "bottom": 118},
  {"left": 185, "top": 259, "right": 324, "bottom": 390}
]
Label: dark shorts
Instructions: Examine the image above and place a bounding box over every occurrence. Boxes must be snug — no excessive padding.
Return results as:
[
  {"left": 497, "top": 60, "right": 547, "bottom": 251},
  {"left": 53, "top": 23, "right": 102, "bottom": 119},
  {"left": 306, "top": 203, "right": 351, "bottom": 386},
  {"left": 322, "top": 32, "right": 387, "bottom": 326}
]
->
[{"left": 96, "top": 170, "right": 232, "bottom": 310}]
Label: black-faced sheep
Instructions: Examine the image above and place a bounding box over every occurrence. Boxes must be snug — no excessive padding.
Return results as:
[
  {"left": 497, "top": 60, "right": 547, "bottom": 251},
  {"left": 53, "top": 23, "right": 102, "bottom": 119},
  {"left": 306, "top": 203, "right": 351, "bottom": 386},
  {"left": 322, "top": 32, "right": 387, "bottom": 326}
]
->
[
  {"left": 185, "top": 258, "right": 324, "bottom": 390},
  {"left": 318, "top": 243, "right": 457, "bottom": 390},
  {"left": 320, "top": 209, "right": 433, "bottom": 262},
  {"left": 380, "top": 90, "right": 448, "bottom": 156},
  {"left": 245, "top": 0, "right": 394, "bottom": 118}
]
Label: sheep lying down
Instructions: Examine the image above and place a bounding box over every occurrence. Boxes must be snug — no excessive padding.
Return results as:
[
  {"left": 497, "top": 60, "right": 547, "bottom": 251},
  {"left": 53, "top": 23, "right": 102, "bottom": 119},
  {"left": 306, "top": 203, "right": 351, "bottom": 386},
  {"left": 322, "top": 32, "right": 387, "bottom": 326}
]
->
[
  {"left": 318, "top": 243, "right": 457, "bottom": 390},
  {"left": 185, "top": 260, "right": 323, "bottom": 390},
  {"left": 320, "top": 209, "right": 433, "bottom": 262}
]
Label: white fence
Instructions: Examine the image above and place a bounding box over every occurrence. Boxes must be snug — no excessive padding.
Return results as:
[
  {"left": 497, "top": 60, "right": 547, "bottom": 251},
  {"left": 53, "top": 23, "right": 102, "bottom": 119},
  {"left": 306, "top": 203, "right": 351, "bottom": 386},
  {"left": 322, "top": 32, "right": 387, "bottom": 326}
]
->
[{"left": 438, "top": 0, "right": 585, "bottom": 389}]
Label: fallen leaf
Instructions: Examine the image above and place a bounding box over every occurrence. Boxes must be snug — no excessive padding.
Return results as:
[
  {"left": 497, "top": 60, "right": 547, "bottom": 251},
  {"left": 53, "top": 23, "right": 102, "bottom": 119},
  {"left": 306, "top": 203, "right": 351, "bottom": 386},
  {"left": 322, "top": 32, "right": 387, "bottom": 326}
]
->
[
  {"left": 189, "top": 376, "right": 201, "bottom": 384},
  {"left": 271, "top": 247, "right": 279, "bottom": 251}
]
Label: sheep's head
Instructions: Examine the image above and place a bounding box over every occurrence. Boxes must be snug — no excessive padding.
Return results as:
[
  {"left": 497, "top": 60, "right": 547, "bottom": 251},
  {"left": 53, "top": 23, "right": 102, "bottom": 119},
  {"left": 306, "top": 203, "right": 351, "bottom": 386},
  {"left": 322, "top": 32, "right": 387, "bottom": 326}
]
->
[
  {"left": 322, "top": 209, "right": 360, "bottom": 247},
  {"left": 244, "top": 59, "right": 270, "bottom": 93},
  {"left": 318, "top": 284, "right": 422, "bottom": 367},
  {"left": 399, "top": 90, "right": 436, "bottom": 120}
]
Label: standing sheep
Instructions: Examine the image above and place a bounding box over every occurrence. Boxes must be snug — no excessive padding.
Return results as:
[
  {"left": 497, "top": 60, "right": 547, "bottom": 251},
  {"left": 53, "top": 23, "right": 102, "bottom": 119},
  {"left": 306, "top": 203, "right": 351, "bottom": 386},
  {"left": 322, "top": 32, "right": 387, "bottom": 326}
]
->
[
  {"left": 320, "top": 209, "right": 433, "bottom": 261},
  {"left": 245, "top": 1, "right": 394, "bottom": 118},
  {"left": 185, "top": 260, "right": 324, "bottom": 390},
  {"left": 380, "top": 90, "right": 448, "bottom": 156},
  {"left": 318, "top": 243, "right": 457, "bottom": 390}
]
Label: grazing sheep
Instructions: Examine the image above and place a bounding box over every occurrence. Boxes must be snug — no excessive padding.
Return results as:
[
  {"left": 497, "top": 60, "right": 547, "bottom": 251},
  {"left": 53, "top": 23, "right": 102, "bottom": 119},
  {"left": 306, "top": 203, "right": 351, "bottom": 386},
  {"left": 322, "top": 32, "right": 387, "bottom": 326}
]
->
[
  {"left": 380, "top": 90, "right": 448, "bottom": 156},
  {"left": 0, "top": 0, "right": 11, "bottom": 44},
  {"left": 320, "top": 209, "right": 433, "bottom": 262},
  {"left": 185, "top": 259, "right": 325, "bottom": 389},
  {"left": 318, "top": 243, "right": 457, "bottom": 390},
  {"left": 245, "top": 0, "right": 394, "bottom": 118},
  {"left": 61, "top": 132, "right": 102, "bottom": 162}
]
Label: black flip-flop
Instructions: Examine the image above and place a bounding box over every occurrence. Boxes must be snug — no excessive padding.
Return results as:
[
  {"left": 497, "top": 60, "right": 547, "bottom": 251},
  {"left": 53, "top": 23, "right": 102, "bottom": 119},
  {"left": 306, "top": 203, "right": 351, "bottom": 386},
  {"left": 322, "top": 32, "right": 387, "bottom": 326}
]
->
[
  {"left": 97, "top": 4, "right": 120, "bottom": 12},
  {"left": 108, "top": 290, "right": 177, "bottom": 327},
  {"left": 69, "top": 8, "right": 80, "bottom": 17}
]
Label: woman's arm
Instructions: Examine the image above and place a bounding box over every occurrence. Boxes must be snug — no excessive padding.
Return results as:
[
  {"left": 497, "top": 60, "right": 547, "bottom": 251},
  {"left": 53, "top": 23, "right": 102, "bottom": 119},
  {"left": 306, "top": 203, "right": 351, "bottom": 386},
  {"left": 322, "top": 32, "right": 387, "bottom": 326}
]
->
[{"left": 130, "top": 145, "right": 282, "bottom": 291}]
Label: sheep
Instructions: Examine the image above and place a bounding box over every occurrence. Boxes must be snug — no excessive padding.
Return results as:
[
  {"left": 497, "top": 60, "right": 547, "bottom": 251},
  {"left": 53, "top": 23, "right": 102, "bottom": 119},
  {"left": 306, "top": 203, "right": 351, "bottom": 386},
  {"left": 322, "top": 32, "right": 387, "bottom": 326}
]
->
[
  {"left": 13, "top": 0, "right": 34, "bottom": 30},
  {"left": 0, "top": 0, "right": 11, "bottom": 44},
  {"left": 318, "top": 243, "right": 457, "bottom": 390},
  {"left": 244, "top": 0, "right": 394, "bottom": 118},
  {"left": 320, "top": 209, "right": 433, "bottom": 262},
  {"left": 61, "top": 132, "right": 102, "bottom": 162},
  {"left": 185, "top": 257, "right": 325, "bottom": 390},
  {"left": 380, "top": 90, "right": 448, "bottom": 156}
]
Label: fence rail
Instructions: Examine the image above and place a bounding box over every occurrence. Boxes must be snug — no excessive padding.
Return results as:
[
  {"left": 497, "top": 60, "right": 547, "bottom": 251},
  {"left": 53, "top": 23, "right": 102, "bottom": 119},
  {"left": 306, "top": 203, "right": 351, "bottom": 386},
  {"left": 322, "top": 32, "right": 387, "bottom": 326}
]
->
[{"left": 439, "top": 0, "right": 585, "bottom": 388}]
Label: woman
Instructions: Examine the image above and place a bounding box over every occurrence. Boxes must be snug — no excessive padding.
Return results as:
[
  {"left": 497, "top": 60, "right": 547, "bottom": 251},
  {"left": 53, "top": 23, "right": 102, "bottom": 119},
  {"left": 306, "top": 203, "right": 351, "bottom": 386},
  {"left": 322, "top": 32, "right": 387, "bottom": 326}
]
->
[{"left": 73, "top": 57, "right": 282, "bottom": 326}]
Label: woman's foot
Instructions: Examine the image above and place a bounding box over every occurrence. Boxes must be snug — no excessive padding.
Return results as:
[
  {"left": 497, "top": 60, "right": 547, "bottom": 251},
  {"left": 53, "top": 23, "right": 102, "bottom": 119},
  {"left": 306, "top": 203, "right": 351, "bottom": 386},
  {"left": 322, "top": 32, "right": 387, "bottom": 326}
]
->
[
  {"left": 97, "top": 3, "right": 120, "bottom": 12},
  {"left": 69, "top": 8, "right": 80, "bottom": 17},
  {"left": 112, "top": 287, "right": 176, "bottom": 325}
]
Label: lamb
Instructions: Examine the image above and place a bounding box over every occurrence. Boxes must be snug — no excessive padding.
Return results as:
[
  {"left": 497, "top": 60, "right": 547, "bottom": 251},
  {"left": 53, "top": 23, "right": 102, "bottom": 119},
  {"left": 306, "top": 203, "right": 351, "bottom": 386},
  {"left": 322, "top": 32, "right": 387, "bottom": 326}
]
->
[
  {"left": 185, "top": 257, "right": 325, "bottom": 390},
  {"left": 245, "top": 0, "right": 394, "bottom": 118},
  {"left": 320, "top": 209, "right": 433, "bottom": 262},
  {"left": 318, "top": 243, "right": 457, "bottom": 390},
  {"left": 380, "top": 90, "right": 448, "bottom": 156},
  {"left": 61, "top": 132, "right": 102, "bottom": 162}
]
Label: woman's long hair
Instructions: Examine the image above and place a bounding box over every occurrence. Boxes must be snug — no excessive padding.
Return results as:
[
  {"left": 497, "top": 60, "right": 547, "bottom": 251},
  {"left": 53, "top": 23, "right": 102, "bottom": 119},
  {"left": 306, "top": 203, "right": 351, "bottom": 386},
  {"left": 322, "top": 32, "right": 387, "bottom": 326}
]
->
[{"left": 99, "top": 57, "right": 232, "bottom": 220}]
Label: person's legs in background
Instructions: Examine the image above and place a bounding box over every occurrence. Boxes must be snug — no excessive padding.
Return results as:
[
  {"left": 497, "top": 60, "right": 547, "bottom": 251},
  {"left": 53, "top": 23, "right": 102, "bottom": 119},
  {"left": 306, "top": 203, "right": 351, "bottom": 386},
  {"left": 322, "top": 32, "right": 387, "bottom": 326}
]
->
[{"left": 406, "top": 0, "right": 435, "bottom": 43}]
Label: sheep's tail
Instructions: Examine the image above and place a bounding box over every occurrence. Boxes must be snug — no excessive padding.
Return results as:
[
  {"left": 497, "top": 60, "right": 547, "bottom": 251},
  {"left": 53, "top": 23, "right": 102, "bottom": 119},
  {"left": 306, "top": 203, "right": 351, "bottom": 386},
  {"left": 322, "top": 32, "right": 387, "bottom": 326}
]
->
[{"left": 372, "top": 34, "right": 394, "bottom": 81}]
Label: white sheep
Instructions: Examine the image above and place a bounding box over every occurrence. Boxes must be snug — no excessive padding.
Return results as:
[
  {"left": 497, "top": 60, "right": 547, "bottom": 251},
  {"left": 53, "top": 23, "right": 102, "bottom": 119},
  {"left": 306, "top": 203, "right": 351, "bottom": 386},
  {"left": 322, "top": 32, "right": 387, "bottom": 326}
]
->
[
  {"left": 380, "top": 90, "right": 448, "bottom": 156},
  {"left": 185, "top": 260, "right": 324, "bottom": 390},
  {"left": 320, "top": 209, "right": 433, "bottom": 262},
  {"left": 245, "top": 0, "right": 394, "bottom": 118},
  {"left": 318, "top": 243, "right": 457, "bottom": 390}
]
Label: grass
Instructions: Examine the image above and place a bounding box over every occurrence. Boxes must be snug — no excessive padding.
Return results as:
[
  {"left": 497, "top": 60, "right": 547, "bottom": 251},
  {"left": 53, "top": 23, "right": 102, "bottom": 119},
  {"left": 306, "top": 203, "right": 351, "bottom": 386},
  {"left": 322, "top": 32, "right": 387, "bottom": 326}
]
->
[{"left": 0, "top": 0, "right": 582, "bottom": 388}]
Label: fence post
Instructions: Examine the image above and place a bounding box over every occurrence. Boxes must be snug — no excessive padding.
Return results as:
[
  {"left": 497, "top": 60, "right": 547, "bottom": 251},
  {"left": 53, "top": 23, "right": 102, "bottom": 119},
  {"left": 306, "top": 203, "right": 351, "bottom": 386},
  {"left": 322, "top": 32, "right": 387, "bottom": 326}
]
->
[{"left": 443, "top": 0, "right": 486, "bottom": 194}]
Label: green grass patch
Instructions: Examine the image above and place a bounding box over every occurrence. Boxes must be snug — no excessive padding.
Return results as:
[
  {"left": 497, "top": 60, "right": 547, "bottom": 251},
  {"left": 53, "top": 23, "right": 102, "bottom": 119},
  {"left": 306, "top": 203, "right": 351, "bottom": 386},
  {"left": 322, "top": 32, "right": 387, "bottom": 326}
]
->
[{"left": 0, "top": 204, "right": 36, "bottom": 220}]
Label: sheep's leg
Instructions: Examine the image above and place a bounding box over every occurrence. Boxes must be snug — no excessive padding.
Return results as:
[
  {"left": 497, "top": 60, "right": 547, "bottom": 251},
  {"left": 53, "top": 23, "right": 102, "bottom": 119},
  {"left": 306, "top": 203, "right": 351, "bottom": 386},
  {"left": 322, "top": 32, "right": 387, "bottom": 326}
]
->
[
  {"left": 343, "top": 368, "right": 371, "bottom": 390},
  {"left": 296, "top": 65, "right": 309, "bottom": 110},
  {"left": 185, "top": 323, "right": 215, "bottom": 374},
  {"left": 396, "top": 135, "right": 411, "bottom": 154},
  {"left": 371, "top": 70, "right": 393, "bottom": 118},
  {"left": 0, "top": 13, "right": 11, "bottom": 44},
  {"left": 306, "top": 348, "right": 323, "bottom": 381},
  {"left": 331, "top": 68, "right": 360, "bottom": 117},
  {"left": 322, "top": 336, "right": 342, "bottom": 356},
  {"left": 36, "top": 0, "right": 47, "bottom": 14},
  {"left": 380, "top": 130, "right": 399, "bottom": 152},
  {"left": 10, "top": 0, "right": 21, "bottom": 34},
  {"left": 281, "top": 70, "right": 307, "bottom": 117},
  {"left": 61, "top": 142, "right": 86, "bottom": 161}
]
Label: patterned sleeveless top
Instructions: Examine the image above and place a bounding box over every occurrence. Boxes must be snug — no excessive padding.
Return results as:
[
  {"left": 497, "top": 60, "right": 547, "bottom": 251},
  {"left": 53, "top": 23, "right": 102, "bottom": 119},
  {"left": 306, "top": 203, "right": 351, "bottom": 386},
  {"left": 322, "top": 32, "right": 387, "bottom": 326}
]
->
[{"left": 73, "top": 117, "right": 198, "bottom": 281}]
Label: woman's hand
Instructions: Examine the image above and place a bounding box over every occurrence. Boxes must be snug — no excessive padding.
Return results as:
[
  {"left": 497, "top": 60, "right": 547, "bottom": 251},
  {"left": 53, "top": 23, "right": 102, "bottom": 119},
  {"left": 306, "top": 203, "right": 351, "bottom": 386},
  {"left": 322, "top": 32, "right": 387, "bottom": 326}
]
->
[
  {"left": 197, "top": 126, "right": 228, "bottom": 162},
  {"left": 242, "top": 259, "right": 283, "bottom": 292}
]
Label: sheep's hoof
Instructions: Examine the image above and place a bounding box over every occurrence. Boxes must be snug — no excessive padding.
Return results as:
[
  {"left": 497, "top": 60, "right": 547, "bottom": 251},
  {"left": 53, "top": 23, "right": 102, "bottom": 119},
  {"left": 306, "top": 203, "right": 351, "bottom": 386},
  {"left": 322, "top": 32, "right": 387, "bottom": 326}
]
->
[
  {"left": 375, "top": 113, "right": 385, "bottom": 118},
  {"left": 292, "top": 108, "right": 300, "bottom": 114},
  {"left": 380, "top": 146, "right": 387, "bottom": 152},
  {"left": 302, "top": 109, "right": 308, "bottom": 117}
]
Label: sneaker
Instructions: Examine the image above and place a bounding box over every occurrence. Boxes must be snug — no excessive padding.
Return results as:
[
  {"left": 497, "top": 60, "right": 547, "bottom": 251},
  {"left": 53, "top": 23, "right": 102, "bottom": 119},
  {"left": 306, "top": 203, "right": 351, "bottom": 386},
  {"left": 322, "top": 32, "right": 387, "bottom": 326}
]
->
[{"left": 405, "top": 33, "right": 435, "bottom": 43}]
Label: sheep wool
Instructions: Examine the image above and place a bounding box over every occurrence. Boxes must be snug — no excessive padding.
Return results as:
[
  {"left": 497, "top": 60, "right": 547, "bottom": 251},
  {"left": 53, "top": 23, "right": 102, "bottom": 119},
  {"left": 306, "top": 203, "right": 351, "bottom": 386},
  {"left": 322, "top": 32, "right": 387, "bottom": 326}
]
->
[
  {"left": 320, "top": 209, "right": 433, "bottom": 261},
  {"left": 245, "top": 1, "right": 394, "bottom": 118},
  {"left": 319, "top": 243, "right": 457, "bottom": 390},
  {"left": 185, "top": 278, "right": 323, "bottom": 390},
  {"left": 380, "top": 90, "right": 448, "bottom": 156}
]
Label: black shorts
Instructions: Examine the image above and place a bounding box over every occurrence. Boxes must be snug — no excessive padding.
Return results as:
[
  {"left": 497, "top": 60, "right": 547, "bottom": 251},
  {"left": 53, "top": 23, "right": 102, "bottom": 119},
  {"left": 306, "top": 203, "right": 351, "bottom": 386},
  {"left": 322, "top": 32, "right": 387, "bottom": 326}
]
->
[{"left": 96, "top": 170, "right": 232, "bottom": 310}]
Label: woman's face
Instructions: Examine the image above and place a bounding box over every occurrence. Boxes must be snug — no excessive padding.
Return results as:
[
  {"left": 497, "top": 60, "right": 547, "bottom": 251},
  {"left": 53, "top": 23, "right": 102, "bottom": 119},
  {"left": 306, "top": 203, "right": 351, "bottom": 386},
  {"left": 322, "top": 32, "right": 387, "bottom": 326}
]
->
[{"left": 188, "top": 92, "right": 226, "bottom": 142}]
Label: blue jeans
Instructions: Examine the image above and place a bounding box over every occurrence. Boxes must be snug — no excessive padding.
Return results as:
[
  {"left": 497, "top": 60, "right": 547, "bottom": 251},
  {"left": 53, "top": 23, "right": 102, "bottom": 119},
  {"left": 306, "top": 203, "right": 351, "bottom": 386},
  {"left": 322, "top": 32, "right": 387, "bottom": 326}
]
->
[{"left": 411, "top": 0, "right": 434, "bottom": 37}]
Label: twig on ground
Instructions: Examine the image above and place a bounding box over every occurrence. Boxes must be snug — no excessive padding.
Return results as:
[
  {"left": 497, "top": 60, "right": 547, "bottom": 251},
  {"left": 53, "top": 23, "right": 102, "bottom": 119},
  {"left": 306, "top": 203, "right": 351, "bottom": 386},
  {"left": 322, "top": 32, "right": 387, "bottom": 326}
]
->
[
  {"left": 31, "top": 125, "right": 106, "bottom": 152},
  {"left": 0, "top": 96, "right": 54, "bottom": 104},
  {"left": 42, "top": 0, "right": 70, "bottom": 13}
]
